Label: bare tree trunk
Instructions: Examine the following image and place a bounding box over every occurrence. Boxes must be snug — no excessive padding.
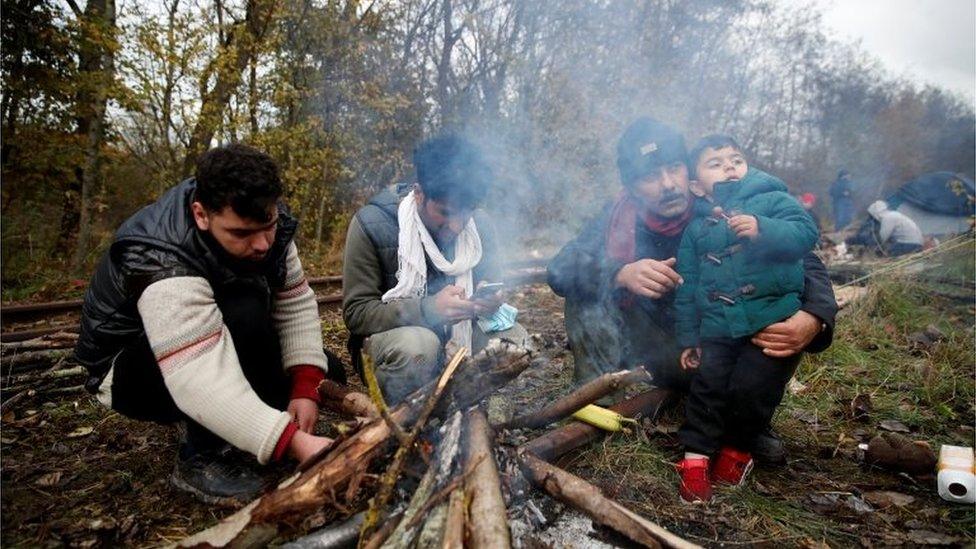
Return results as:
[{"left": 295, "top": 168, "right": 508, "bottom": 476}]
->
[
  {"left": 435, "top": 0, "right": 458, "bottom": 125},
  {"left": 182, "top": 0, "right": 277, "bottom": 175},
  {"left": 62, "top": 0, "right": 117, "bottom": 274}
]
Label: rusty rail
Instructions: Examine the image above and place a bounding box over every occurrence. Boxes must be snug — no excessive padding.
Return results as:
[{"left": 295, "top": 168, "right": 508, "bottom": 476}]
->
[{"left": 1, "top": 265, "right": 548, "bottom": 343}]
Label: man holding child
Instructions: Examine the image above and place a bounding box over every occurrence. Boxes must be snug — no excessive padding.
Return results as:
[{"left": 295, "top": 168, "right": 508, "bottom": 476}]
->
[{"left": 547, "top": 118, "right": 837, "bottom": 498}]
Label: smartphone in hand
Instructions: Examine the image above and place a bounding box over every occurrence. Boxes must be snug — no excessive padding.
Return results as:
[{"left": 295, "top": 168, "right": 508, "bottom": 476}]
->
[{"left": 471, "top": 282, "right": 505, "bottom": 300}]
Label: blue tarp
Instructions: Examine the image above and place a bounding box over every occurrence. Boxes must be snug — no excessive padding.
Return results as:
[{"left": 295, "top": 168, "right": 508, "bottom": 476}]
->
[{"left": 887, "top": 171, "right": 975, "bottom": 217}]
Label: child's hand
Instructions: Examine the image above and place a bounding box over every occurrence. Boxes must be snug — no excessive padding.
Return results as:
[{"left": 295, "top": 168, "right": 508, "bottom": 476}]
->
[
  {"left": 728, "top": 214, "right": 759, "bottom": 239},
  {"left": 680, "top": 347, "right": 701, "bottom": 370}
]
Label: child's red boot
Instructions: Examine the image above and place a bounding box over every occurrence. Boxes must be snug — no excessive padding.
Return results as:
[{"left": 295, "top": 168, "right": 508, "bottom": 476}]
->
[
  {"left": 676, "top": 457, "right": 712, "bottom": 503},
  {"left": 712, "top": 447, "right": 754, "bottom": 486}
]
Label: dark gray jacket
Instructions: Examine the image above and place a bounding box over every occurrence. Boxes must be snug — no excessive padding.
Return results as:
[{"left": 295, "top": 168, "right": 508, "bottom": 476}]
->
[{"left": 341, "top": 184, "right": 501, "bottom": 339}]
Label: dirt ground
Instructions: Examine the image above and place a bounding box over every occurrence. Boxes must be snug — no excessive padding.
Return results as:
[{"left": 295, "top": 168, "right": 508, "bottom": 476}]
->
[{"left": 2, "top": 276, "right": 974, "bottom": 547}]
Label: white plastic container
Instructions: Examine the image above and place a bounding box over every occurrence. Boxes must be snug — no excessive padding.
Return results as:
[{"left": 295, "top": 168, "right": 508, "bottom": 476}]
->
[{"left": 937, "top": 445, "right": 975, "bottom": 504}]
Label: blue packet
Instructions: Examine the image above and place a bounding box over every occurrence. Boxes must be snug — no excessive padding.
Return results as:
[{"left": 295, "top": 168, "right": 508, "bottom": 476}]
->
[{"left": 477, "top": 303, "right": 518, "bottom": 334}]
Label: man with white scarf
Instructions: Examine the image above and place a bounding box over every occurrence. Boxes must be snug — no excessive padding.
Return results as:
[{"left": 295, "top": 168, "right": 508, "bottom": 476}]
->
[{"left": 342, "top": 135, "right": 528, "bottom": 404}]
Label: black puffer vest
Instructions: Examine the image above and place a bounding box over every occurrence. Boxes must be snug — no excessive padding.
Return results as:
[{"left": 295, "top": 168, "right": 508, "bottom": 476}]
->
[{"left": 75, "top": 179, "right": 298, "bottom": 390}]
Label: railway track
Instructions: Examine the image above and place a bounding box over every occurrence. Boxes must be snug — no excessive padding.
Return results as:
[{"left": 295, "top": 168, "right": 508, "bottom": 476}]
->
[{"left": 0, "top": 264, "right": 549, "bottom": 343}]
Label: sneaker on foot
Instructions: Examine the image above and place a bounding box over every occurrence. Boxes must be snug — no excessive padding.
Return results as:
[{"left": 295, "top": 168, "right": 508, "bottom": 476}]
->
[
  {"left": 752, "top": 428, "right": 787, "bottom": 465},
  {"left": 170, "top": 446, "right": 267, "bottom": 505},
  {"left": 676, "top": 457, "right": 712, "bottom": 503},
  {"left": 712, "top": 447, "right": 754, "bottom": 486}
]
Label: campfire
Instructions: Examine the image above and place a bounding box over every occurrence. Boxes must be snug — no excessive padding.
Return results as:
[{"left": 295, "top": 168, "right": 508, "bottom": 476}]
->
[{"left": 177, "top": 338, "right": 696, "bottom": 548}]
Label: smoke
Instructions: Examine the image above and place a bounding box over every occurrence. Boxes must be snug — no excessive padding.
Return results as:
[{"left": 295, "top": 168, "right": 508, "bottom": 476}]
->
[{"left": 358, "top": 0, "right": 974, "bottom": 263}]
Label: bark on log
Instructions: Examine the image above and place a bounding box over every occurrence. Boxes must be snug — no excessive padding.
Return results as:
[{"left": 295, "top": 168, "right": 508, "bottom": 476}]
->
[
  {"left": 0, "top": 332, "right": 79, "bottom": 351},
  {"left": 360, "top": 348, "right": 466, "bottom": 542},
  {"left": 383, "top": 411, "right": 464, "bottom": 549},
  {"left": 318, "top": 380, "right": 380, "bottom": 419},
  {"left": 521, "top": 389, "right": 677, "bottom": 462},
  {"left": 1, "top": 349, "right": 73, "bottom": 370},
  {"left": 177, "top": 339, "right": 535, "bottom": 548},
  {"left": 498, "top": 367, "right": 651, "bottom": 430},
  {"left": 280, "top": 512, "right": 364, "bottom": 549},
  {"left": 440, "top": 488, "right": 465, "bottom": 549},
  {"left": 465, "top": 409, "right": 510, "bottom": 549},
  {"left": 519, "top": 452, "right": 699, "bottom": 549}
]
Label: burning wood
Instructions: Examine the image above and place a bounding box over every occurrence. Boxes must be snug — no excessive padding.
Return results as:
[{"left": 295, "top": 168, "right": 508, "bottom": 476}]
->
[
  {"left": 176, "top": 339, "right": 696, "bottom": 549},
  {"left": 177, "top": 338, "right": 535, "bottom": 548}
]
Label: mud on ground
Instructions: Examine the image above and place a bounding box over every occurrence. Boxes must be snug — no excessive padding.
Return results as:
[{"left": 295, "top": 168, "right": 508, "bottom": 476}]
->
[{"left": 2, "top": 282, "right": 974, "bottom": 547}]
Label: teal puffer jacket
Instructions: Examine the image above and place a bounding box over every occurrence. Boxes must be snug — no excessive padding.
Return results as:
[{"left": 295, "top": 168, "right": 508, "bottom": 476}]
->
[{"left": 674, "top": 169, "right": 819, "bottom": 348}]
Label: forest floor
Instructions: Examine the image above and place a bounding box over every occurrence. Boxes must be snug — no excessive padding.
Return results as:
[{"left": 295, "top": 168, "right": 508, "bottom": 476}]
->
[{"left": 1, "top": 242, "right": 974, "bottom": 547}]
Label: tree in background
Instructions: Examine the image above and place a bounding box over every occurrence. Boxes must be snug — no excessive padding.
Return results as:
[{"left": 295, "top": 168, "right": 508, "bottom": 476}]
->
[{"left": 1, "top": 0, "right": 973, "bottom": 298}]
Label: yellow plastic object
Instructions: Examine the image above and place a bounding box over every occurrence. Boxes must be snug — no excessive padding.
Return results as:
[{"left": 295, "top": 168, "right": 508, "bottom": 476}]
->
[{"left": 571, "top": 404, "right": 637, "bottom": 432}]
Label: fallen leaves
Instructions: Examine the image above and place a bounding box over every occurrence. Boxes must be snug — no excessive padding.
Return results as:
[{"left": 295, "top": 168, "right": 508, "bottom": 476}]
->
[
  {"left": 67, "top": 426, "right": 94, "bottom": 438},
  {"left": 863, "top": 490, "right": 915, "bottom": 508},
  {"left": 879, "top": 420, "right": 910, "bottom": 433},
  {"left": 35, "top": 471, "right": 62, "bottom": 487}
]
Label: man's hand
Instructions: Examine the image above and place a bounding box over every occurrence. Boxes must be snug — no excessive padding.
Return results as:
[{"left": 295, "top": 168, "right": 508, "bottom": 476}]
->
[
  {"left": 287, "top": 429, "right": 334, "bottom": 464},
  {"left": 752, "top": 310, "right": 822, "bottom": 357},
  {"left": 614, "top": 257, "right": 684, "bottom": 299},
  {"left": 287, "top": 398, "right": 319, "bottom": 433},
  {"left": 430, "top": 285, "right": 478, "bottom": 322},
  {"left": 728, "top": 214, "right": 759, "bottom": 240},
  {"left": 680, "top": 347, "right": 701, "bottom": 370}
]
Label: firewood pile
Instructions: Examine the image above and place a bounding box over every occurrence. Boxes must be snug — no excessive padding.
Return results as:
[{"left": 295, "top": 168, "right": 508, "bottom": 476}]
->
[
  {"left": 177, "top": 338, "right": 698, "bottom": 549},
  {"left": 1, "top": 332, "right": 85, "bottom": 414}
]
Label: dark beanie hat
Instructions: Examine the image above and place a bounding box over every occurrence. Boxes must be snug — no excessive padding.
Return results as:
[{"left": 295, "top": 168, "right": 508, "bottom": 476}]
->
[{"left": 616, "top": 117, "right": 688, "bottom": 187}]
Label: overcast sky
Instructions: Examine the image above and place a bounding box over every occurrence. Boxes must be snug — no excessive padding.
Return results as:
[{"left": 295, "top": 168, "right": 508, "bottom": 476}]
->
[{"left": 781, "top": 0, "right": 976, "bottom": 107}]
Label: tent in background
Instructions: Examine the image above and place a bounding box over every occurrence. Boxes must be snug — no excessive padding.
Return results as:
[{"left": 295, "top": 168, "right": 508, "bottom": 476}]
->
[{"left": 887, "top": 171, "right": 974, "bottom": 237}]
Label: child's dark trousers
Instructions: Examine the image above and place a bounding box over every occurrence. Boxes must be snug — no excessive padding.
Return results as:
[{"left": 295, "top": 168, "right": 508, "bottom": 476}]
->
[{"left": 678, "top": 336, "right": 801, "bottom": 456}]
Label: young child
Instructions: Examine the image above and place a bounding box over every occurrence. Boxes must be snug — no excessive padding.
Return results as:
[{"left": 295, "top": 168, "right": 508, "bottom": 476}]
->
[{"left": 673, "top": 135, "right": 819, "bottom": 503}]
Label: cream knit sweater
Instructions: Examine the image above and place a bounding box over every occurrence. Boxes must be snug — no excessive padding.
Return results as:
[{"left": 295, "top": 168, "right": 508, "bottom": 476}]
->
[{"left": 130, "top": 242, "right": 326, "bottom": 464}]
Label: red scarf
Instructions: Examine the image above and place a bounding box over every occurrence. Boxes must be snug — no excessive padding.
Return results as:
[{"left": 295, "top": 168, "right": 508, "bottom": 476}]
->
[{"left": 606, "top": 192, "right": 692, "bottom": 262}]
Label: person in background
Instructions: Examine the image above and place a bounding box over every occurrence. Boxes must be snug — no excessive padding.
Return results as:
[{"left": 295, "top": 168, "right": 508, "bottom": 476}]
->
[
  {"left": 76, "top": 144, "right": 334, "bottom": 504},
  {"left": 829, "top": 170, "right": 855, "bottom": 230},
  {"left": 673, "top": 135, "right": 819, "bottom": 503},
  {"left": 867, "top": 200, "right": 924, "bottom": 256},
  {"left": 342, "top": 134, "right": 528, "bottom": 405}
]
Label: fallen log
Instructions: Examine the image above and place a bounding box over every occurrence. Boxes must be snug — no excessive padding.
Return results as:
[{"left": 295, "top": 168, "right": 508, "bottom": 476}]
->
[
  {"left": 0, "top": 326, "right": 79, "bottom": 344},
  {"left": 280, "top": 512, "right": 364, "bottom": 549},
  {"left": 1, "top": 332, "right": 78, "bottom": 351},
  {"left": 466, "top": 409, "right": 510, "bottom": 549},
  {"left": 317, "top": 379, "right": 380, "bottom": 419},
  {"left": 1, "top": 349, "right": 73, "bottom": 371},
  {"left": 177, "top": 339, "right": 536, "bottom": 548},
  {"left": 519, "top": 452, "right": 698, "bottom": 549},
  {"left": 498, "top": 367, "right": 651, "bottom": 430},
  {"left": 5, "top": 365, "right": 86, "bottom": 389},
  {"left": 521, "top": 388, "right": 677, "bottom": 462}
]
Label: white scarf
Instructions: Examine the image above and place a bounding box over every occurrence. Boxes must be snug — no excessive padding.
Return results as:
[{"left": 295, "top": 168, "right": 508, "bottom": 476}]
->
[{"left": 382, "top": 189, "right": 483, "bottom": 354}]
